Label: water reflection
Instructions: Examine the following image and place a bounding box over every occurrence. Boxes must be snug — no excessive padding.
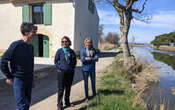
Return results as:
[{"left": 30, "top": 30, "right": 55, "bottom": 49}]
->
[
  {"left": 132, "top": 46, "right": 175, "bottom": 110},
  {"left": 152, "top": 52, "right": 175, "bottom": 69}
]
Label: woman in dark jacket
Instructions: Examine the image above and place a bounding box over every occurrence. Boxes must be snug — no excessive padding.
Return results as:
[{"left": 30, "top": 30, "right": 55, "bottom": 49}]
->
[
  {"left": 54, "top": 36, "right": 77, "bottom": 110},
  {"left": 80, "top": 37, "right": 99, "bottom": 102}
]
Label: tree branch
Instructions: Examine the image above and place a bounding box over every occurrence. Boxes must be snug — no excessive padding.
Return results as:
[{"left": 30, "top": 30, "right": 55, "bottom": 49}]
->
[
  {"left": 126, "top": 0, "right": 138, "bottom": 10},
  {"left": 132, "top": 0, "right": 147, "bottom": 13},
  {"left": 113, "top": 0, "right": 125, "bottom": 10},
  {"left": 103, "top": 0, "right": 114, "bottom": 5}
]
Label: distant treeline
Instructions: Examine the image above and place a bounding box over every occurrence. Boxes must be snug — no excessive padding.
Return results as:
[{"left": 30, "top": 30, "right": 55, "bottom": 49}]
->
[{"left": 151, "top": 31, "right": 175, "bottom": 47}]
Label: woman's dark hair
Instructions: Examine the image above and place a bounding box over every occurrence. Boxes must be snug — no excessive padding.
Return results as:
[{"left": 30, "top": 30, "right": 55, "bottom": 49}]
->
[
  {"left": 20, "top": 22, "right": 37, "bottom": 35},
  {"left": 61, "top": 36, "right": 71, "bottom": 46}
]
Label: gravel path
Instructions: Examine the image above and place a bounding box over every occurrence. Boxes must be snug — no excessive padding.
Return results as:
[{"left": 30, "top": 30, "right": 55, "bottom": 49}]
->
[{"left": 0, "top": 51, "right": 119, "bottom": 110}]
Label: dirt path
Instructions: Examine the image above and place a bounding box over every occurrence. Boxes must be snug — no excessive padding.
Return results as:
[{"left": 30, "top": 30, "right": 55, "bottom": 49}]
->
[{"left": 0, "top": 51, "right": 119, "bottom": 110}]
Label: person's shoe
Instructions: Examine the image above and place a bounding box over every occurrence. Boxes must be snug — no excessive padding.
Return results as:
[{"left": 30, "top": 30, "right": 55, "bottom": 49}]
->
[
  {"left": 65, "top": 103, "right": 74, "bottom": 107},
  {"left": 84, "top": 98, "right": 88, "bottom": 103},
  {"left": 57, "top": 106, "right": 63, "bottom": 110}
]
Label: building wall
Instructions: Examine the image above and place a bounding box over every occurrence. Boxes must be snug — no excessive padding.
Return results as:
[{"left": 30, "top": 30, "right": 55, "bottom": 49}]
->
[
  {"left": 0, "top": 1, "right": 22, "bottom": 50},
  {"left": 0, "top": 0, "right": 75, "bottom": 57},
  {"left": 42, "top": 1, "right": 75, "bottom": 57},
  {"left": 74, "top": 0, "right": 99, "bottom": 53}
]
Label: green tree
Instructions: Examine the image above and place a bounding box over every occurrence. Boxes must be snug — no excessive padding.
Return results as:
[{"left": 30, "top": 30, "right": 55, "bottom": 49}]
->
[{"left": 151, "top": 32, "right": 175, "bottom": 47}]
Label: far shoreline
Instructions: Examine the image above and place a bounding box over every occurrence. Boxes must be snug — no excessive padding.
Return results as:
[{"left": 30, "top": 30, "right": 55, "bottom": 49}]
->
[{"left": 133, "top": 44, "right": 175, "bottom": 52}]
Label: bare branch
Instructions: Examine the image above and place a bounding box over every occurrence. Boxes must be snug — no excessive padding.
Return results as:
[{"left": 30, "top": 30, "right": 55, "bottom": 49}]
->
[
  {"left": 126, "top": 0, "right": 138, "bottom": 10},
  {"left": 113, "top": 0, "right": 125, "bottom": 9},
  {"left": 105, "top": 0, "right": 114, "bottom": 5},
  {"left": 132, "top": 0, "right": 148, "bottom": 13},
  {"left": 132, "top": 14, "right": 152, "bottom": 23}
]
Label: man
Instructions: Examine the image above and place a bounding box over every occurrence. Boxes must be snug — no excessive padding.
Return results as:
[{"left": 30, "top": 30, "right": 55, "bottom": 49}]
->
[{"left": 1, "top": 22, "right": 37, "bottom": 110}]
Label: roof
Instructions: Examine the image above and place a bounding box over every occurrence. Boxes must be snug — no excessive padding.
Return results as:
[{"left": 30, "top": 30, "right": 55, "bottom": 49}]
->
[{"left": 9, "top": 0, "right": 54, "bottom": 3}]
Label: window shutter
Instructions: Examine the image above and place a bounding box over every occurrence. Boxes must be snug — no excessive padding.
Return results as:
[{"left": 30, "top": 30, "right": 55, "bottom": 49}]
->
[
  {"left": 44, "top": 3, "right": 52, "bottom": 25},
  {"left": 22, "top": 5, "right": 30, "bottom": 22}
]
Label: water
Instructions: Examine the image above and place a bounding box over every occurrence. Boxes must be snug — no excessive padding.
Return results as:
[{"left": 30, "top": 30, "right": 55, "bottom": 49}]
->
[{"left": 132, "top": 46, "right": 175, "bottom": 110}]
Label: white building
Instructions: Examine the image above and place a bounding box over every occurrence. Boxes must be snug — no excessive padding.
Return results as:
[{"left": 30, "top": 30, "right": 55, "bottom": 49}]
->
[{"left": 0, "top": 0, "right": 99, "bottom": 58}]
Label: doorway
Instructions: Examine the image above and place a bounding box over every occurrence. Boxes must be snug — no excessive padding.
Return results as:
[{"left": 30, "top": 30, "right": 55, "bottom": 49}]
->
[{"left": 30, "top": 34, "right": 49, "bottom": 58}]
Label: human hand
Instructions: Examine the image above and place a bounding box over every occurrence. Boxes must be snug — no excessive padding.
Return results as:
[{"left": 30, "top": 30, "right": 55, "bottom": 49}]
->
[
  {"left": 85, "top": 57, "right": 90, "bottom": 60},
  {"left": 94, "top": 55, "right": 98, "bottom": 58},
  {"left": 6, "top": 79, "right": 13, "bottom": 85}
]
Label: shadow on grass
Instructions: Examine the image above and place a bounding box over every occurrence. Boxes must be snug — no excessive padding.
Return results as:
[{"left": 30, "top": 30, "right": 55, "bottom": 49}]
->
[
  {"left": 77, "top": 89, "right": 125, "bottom": 110},
  {"left": 97, "top": 89, "right": 124, "bottom": 96},
  {"left": 99, "top": 51, "right": 122, "bottom": 58}
]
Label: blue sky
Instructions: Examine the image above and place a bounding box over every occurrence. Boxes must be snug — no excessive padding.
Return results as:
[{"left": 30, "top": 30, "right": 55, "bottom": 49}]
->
[{"left": 96, "top": 0, "right": 175, "bottom": 43}]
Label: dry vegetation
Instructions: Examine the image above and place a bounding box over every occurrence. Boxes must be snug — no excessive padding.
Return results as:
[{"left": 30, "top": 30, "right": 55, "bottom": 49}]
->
[
  {"left": 115, "top": 54, "right": 159, "bottom": 107},
  {"left": 131, "top": 59, "right": 159, "bottom": 107},
  {"left": 152, "top": 45, "right": 175, "bottom": 51},
  {"left": 98, "top": 42, "right": 119, "bottom": 50}
]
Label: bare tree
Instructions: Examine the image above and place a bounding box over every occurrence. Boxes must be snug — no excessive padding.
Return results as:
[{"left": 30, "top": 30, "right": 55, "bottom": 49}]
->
[
  {"left": 98, "top": 24, "right": 104, "bottom": 43},
  {"left": 95, "top": 0, "right": 149, "bottom": 68},
  {"left": 105, "top": 32, "right": 120, "bottom": 45}
]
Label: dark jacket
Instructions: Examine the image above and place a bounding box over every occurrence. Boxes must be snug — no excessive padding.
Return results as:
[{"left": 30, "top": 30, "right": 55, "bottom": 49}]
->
[
  {"left": 80, "top": 47, "right": 98, "bottom": 72},
  {"left": 0, "top": 40, "right": 34, "bottom": 79},
  {"left": 54, "top": 48, "right": 77, "bottom": 72}
]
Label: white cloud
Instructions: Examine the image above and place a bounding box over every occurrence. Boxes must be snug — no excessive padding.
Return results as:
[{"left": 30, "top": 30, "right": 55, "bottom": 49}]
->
[
  {"left": 97, "top": 10, "right": 120, "bottom": 25},
  {"left": 97, "top": 9, "right": 175, "bottom": 43},
  {"left": 132, "top": 10, "right": 175, "bottom": 29}
]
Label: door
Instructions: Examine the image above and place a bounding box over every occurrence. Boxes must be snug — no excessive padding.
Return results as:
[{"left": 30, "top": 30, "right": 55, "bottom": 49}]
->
[
  {"left": 43, "top": 35, "right": 49, "bottom": 57},
  {"left": 30, "top": 36, "right": 39, "bottom": 57}
]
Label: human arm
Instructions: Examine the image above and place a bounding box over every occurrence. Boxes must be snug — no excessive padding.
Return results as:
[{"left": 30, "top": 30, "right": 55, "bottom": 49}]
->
[
  {"left": 80, "top": 49, "right": 87, "bottom": 62},
  {"left": 54, "top": 50, "right": 61, "bottom": 69},
  {"left": 72, "top": 51, "right": 77, "bottom": 69},
  {"left": 0, "top": 43, "right": 16, "bottom": 79}
]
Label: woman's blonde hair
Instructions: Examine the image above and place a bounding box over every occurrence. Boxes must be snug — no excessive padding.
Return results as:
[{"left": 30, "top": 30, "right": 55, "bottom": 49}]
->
[{"left": 84, "top": 37, "right": 93, "bottom": 44}]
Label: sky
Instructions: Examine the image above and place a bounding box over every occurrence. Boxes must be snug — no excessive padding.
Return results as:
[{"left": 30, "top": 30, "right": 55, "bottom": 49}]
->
[{"left": 96, "top": 0, "right": 175, "bottom": 43}]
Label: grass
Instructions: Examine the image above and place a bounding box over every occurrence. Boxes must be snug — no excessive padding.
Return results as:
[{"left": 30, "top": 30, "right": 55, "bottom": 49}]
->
[{"left": 85, "top": 53, "right": 145, "bottom": 110}]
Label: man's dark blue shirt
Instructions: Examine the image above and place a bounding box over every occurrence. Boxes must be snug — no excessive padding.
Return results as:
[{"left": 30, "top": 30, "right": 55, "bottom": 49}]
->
[{"left": 1, "top": 40, "right": 34, "bottom": 79}]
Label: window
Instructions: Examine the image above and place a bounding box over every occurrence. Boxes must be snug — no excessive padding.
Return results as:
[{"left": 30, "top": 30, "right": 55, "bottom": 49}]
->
[
  {"left": 32, "top": 4, "right": 44, "bottom": 24},
  {"left": 22, "top": 3, "right": 52, "bottom": 25}
]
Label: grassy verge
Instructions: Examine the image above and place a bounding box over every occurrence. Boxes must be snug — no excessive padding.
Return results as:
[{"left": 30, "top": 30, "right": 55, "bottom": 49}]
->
[{"left": 86, "top": 53, "right": 145, "bottom": 110}]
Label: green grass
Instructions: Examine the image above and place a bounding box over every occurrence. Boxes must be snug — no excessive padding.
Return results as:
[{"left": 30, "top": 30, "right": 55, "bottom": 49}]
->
[{"left": 86, "top": 53, "right": 145, "bottom": 110}]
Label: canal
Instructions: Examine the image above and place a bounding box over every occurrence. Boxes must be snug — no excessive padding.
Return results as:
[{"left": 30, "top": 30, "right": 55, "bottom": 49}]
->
[{"left": 132, "top": 46, "right": 175, "bottom": 110}]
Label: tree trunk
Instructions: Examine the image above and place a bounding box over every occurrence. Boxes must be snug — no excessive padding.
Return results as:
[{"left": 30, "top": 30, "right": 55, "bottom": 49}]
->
[
  {"left": 121, "top": 25, "right": 131, "bottom": 67},
  {"left": 113, "top": 4, "right": 136, "bottom": 69},
  {"left": 120, "top": 17, "right": 135, "bottom": 68}
]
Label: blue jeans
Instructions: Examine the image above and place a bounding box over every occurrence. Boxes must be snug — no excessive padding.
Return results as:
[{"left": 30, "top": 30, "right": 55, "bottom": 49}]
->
[
  {"left": 82, "top": 71, "right": 96, "bottom": 98},
  {"left": 13, "top": 77, "right": 33, "bottom": 110}
]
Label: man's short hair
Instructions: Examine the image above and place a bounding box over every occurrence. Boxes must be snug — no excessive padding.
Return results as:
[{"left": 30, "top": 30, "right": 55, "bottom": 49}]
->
[{"left": 20, "top": 22, "right": 37, "bottom": 35}]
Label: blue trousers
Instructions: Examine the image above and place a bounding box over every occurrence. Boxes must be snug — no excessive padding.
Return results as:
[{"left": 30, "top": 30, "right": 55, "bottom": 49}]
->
[
  {"left": 82, "top": 71, "right": 96, "bottom": 98},
  {"left": 13, "top": 77, "right": 33, "bottom": 110}
]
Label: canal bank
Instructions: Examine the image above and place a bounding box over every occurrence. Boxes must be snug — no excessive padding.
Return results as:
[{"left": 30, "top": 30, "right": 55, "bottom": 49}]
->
[
  {"left": 132, "top": 46, "right": 175, "bottom": 110},
  {"left": 152, "top": 45, "right": 175, "bottom": 52}
]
